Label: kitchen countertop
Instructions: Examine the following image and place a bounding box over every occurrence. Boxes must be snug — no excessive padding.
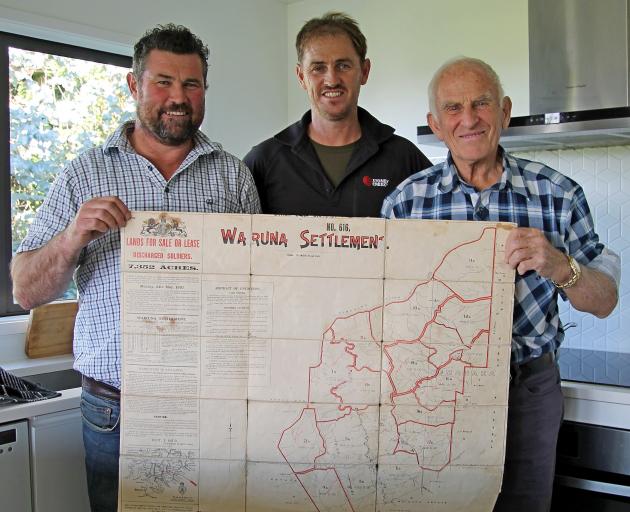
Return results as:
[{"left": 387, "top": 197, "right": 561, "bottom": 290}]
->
[
  {"left": 1, "top": 354, "right": 628, "bottom": 428},
  {"left": 562, "top": 380, "right": 630, "bottom": 429},
  {"left": 1, "top": 382, "right": 627, "bottom": 427},
  {"left": 0, "top": 353, "right": 80, "bottom": 424},
  {"left": 0, "top": 387, "right": 81, "bottom": 424}
]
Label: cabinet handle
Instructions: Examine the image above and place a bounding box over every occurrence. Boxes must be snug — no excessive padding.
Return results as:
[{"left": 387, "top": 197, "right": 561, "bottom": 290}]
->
[{"left": 555, "top": 474, "right": 630, "bottom": 498}]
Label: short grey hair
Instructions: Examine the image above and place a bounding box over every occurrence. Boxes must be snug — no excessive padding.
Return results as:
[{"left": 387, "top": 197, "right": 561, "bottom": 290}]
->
[{"left": 428, "top": 57, "right": 505, "bottom": 115}]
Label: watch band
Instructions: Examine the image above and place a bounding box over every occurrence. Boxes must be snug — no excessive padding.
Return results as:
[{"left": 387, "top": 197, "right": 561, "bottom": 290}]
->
[{"left": 551, "top": 254, "right": 581, "bottom": 289}]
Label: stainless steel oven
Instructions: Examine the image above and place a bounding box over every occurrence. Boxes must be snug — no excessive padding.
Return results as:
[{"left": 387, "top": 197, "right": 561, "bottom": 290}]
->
[{"left": 551, "top": 420, "right": 630, "bottom": 511}]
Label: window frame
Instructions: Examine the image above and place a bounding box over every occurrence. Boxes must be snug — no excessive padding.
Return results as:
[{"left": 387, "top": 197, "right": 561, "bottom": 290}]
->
[{"left": 0, "top": 31, "right": 132, "bottom": 317}]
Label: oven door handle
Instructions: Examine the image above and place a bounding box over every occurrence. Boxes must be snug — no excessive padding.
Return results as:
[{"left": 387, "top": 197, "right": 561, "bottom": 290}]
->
[{"left": 555, "top": 474, "right": 630, "bottom": 498}]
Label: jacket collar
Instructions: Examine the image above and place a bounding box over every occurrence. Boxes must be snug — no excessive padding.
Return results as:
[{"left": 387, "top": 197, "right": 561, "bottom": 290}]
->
[{"left": 274, "top": 107, "right": 395, "bottom": 149}]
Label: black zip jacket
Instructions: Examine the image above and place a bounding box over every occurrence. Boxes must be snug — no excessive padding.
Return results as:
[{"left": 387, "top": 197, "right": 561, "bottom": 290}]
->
[{"left": 244, "top": 108, "right": 432, "bottom": 217}]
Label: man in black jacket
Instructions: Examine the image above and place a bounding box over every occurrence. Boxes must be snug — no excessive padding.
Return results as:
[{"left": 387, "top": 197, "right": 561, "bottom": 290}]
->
[{"left": 244, "top": 12, "right": 431, "bottom": 217}]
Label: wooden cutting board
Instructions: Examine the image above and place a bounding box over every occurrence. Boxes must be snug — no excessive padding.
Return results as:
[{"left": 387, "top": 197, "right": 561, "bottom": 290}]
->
[{"left": 25, "top": 300, "right": 78, "bottom": 358}]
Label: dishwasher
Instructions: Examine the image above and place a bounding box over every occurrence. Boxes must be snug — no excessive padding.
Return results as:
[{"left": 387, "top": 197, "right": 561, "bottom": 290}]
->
[{"left": 0, "top": 419, "right": 32, "bottom": 511}]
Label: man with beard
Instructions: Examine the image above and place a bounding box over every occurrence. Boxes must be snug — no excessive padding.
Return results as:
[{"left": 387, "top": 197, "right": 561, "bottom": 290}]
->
[
  {"left": 244, "top": 12, "right": 431, "bottom": 216},
  {"left": 11, "top": 24, "right": 260, "bottom": 512}
]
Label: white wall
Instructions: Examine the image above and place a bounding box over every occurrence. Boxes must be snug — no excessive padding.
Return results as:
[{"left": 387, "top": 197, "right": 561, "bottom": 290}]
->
[
  {"left": 0, "top": 0, "right": 289, "bottom": 159},
  {"left": 0, "top": 0, "right": 532, "bottom": 176},
  {"left": 287, "top": 0, "right": 529, "bottom": 161}
]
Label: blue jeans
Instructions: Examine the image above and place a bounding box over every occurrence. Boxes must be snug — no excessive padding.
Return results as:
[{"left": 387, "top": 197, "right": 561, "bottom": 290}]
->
[{"left": 81, "top": 389, "right": 120, "bottom": 512}]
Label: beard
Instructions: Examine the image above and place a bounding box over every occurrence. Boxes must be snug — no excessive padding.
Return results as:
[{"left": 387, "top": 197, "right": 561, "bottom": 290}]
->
[{"left": 136, "top": 102, "right": 202, "bottom": 146}]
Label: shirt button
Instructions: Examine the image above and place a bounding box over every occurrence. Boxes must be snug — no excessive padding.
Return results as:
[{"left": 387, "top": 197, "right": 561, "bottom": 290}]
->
[{"left": 476, "top": 206, "right": 488, "bottom": 220}]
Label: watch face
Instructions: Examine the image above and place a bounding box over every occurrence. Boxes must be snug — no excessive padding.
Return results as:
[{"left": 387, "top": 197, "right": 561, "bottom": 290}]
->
[
  {"left": 564, "top": 256, "right": 581, "bottom": 288},
  {"left": 572, "top": 257, "right": 581, "bottom": 273},
  {"left": 569, "top": 256, "right": 581, "bottom": 276}
]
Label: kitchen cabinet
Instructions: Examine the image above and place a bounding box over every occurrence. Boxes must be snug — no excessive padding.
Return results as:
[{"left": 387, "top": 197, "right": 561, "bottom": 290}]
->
[
  {"left": 0, "top": 366, "right": 88, "bottom": 512},
  {"left": 30, "top": 408, "right": 90, "bottom": 512}
]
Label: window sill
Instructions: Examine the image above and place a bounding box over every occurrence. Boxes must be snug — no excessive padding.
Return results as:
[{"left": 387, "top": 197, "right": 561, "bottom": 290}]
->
[
  {"left": 0, "top": 314, "right": 28, "bottom": 335},
  {"left": 0, "top": 315, "right": 74, "bottom": 377},
  {"left": 2, "top": 354, "right": 75, "bottom": 377}
]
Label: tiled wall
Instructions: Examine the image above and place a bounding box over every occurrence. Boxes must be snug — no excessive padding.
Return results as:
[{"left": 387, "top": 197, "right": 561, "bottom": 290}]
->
[{"left": 515, "top": 145, "right": 630, "bottom": 384}]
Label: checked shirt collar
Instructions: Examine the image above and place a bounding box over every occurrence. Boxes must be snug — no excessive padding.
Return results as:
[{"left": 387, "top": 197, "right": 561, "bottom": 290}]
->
[{"left": 437, "top": 146, "right": 532, "bottom": 200}]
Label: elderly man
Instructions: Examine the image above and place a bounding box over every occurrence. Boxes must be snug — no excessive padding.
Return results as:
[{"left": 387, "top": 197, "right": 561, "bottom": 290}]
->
[
  {"left": 11, "top": 24, "right": 260, "bottom": 512},
  {"left": 245, "top": 11, "right": 431, "bottom": 216},
  {"left": 381, "top": 57, "right": 620, "bottom": 512}
]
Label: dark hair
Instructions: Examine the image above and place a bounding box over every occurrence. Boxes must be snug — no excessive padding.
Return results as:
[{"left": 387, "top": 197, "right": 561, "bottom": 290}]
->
[
  {"left": 133, "top": 23, "right": 209, "bottom": 88},
  {"left": 296, "top": 12, "right": 367, "bottom": 63}
]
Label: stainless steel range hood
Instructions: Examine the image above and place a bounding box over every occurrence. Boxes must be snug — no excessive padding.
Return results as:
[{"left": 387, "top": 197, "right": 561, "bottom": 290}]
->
[
  {"left": 418, "top": 0, "right": 630, "bottom": 152},
  {"left": 418, "top": 107, "right": 630, "bottom": 152},
  {"left": 495, "top": 108, "right": 630, "bottom": 151}
]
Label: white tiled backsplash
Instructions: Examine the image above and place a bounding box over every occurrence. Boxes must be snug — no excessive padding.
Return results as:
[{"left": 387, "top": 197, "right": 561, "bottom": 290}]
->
[{"left": 515, "top": 145, "right": 629, "bottom": 355}]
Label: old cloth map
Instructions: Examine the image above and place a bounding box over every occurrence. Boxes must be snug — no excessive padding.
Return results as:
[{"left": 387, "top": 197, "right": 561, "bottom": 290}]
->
[{"left": 118, "top": 212, "right": 515, "bottom": 512}]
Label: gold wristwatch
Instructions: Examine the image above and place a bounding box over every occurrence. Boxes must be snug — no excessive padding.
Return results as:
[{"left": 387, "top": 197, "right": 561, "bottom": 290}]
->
[{"left": 551, "top": 254, "right": 581, "bottom": 289}]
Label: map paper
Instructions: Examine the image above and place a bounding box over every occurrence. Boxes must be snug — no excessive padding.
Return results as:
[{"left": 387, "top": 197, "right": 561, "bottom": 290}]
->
[{"left": 119, "top": 212, "right": 515, "bottom": 512}]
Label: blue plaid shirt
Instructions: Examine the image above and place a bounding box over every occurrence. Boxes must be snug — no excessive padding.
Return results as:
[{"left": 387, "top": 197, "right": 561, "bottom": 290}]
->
[
  {"left": 18, "top": 122, "right": 261, "bottom": 388},
  {"left": 381, "top": 149, "right": 619, "bottom": 364}
]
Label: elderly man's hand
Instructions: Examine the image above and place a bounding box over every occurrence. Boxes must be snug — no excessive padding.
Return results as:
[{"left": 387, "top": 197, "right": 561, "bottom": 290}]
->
[{"left": 504, "top": 227, "right": 572, "bottom": 283}]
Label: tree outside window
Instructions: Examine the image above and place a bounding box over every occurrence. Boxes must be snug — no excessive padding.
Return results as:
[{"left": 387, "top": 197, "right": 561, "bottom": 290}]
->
[{"left": 9, "top": 47, "right": 134, "bottom": 300}]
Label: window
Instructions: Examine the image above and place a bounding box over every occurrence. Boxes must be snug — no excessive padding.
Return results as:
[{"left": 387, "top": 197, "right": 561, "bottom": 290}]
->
[{"left": 0, "top": 32, "right": 133, "bottom": 316}]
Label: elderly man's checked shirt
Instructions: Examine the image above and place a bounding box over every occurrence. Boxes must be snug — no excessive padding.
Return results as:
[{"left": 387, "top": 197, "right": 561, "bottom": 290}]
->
[{"left": 381, "top": 148, "right": 620, "bottom": 365}]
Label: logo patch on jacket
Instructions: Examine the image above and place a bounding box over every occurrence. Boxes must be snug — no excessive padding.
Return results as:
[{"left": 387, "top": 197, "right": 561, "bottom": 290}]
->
[{"left": 362, "top": 176, "right": 389, "bottom": 187}]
